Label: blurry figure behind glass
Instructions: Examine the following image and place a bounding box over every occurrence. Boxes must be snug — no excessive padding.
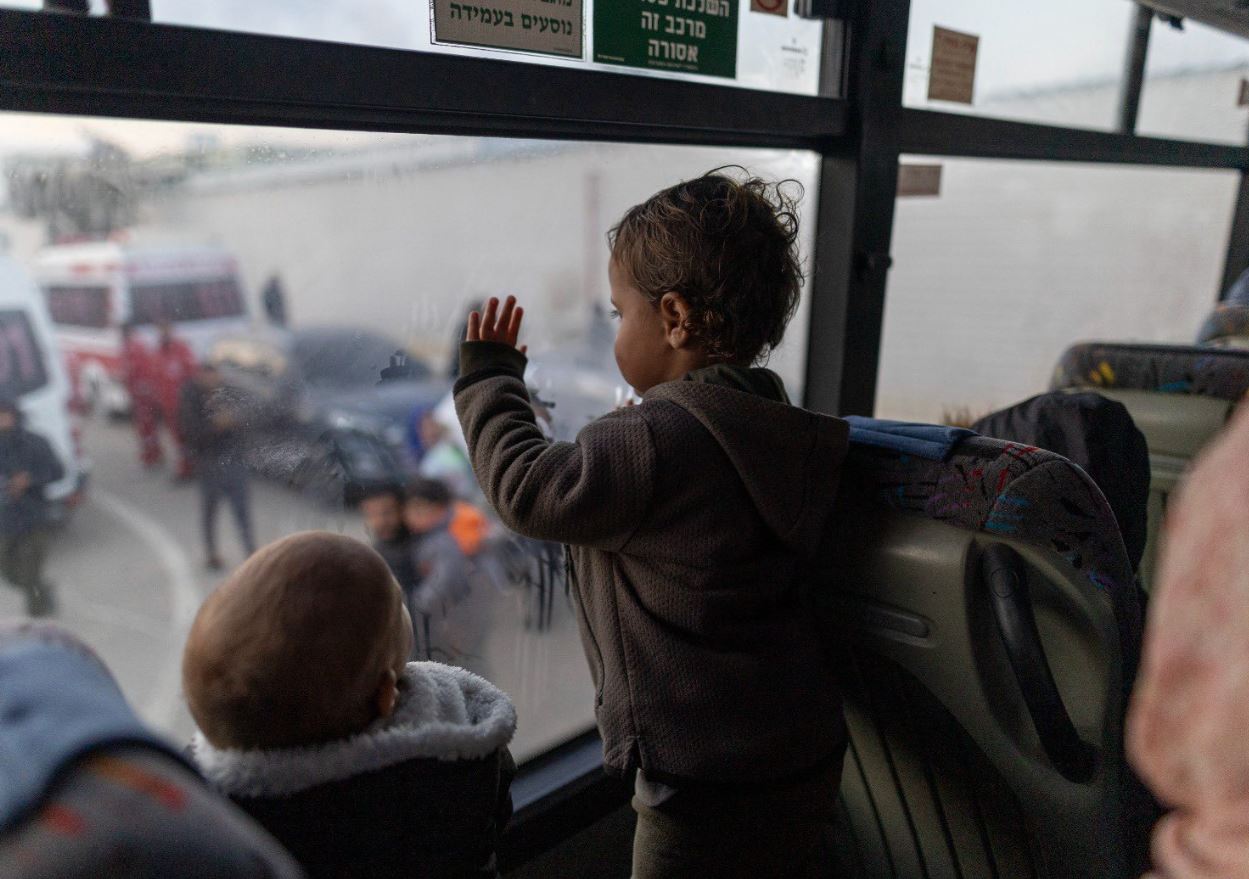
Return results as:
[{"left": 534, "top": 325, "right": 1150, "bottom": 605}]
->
[
  {"left": 154, "top": 320, "right": 197, "bottom": 480},
  {"left": 178, "top": 364, "right": 256, "bottom": 572},
  {"left": 120, "top": 322, "right": 163, "bottom": 469},
  {"left": 0, "top": 398, "right": 63, "bottom": 616},
  {"left": 417, "top": 410, "right": 474, "bottom": 500},
  {"left": 261, "top": 275, "right": 288, "bottom": 328}
]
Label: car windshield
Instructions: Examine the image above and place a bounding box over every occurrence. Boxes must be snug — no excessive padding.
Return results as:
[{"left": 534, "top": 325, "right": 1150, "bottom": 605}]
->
[
  {"left": 0, "top": 310, "right": 49, "bottom": 398},
  {"left": 130, "top": 277, "right": 246, "bottom": 323},
  {"left": 293, "top": 330, "right": 409, "bottom": 388}
]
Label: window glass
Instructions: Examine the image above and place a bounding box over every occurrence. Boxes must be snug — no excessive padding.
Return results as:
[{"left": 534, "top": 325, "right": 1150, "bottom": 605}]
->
[
  {"left": 45, "top": 285, "right": 110, "bottom": 328},
  {"left": 877, "top": 157, "right": 1238, "bottom": 423},
  {"left": 1138, "top": 17, "right": 1249, "bottom": 145},
  {"left": 0, "top": 310, "right": 49, "bottom": 397},
  {"left": 130, "top": 278, "right": 246, "bottom": 324},
  {"left": 905, "top": 0, "right": 1132, "bottom": 131},
  {"left": 0, "top": 111, "right": 817, "bottom": 762},
  {"left": 4, "top": 0, "right": 832, "bottom": 96}
]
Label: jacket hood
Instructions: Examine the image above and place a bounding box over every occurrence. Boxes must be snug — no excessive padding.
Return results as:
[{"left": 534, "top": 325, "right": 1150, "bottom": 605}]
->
[
  {"left": 645, "top": 373, "right": 848, "bottom": 556},
  {"left": 191, "top": 662, "right": 516, "bottom": 799}
]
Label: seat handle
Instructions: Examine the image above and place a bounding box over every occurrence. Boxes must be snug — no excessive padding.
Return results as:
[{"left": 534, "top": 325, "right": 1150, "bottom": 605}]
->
[{"left": 980, "top": 544, "right": 1097, "bottom": 783}]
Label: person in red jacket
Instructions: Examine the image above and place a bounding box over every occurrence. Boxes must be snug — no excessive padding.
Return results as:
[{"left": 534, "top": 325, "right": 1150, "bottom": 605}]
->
[
  {"left": 152, "top": 319, "right": 197, "bottom": 480},
  {"left": 120, "top": 322, "right": 163, "bottom": 468}
]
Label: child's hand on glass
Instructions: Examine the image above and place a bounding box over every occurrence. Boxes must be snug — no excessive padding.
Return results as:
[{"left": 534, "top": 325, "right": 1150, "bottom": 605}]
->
[{"left": 467, "top": 296, "right": 527, "bottom": 355}]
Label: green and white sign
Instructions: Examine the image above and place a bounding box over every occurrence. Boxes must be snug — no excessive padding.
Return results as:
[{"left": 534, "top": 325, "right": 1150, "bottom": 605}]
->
[{"left": 594, "top": 0, "right": 738, "bottom": 79}]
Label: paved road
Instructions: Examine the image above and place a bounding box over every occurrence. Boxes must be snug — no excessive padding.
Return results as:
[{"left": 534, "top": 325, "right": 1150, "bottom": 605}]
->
[{"left": 0, "top": 417, "right": 594, "bottom": 761}]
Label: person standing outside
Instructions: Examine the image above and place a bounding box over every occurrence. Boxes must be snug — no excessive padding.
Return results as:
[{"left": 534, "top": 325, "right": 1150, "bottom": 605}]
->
[
  {"left": 178, "top": 364, "right": 256, "bottom": 572},
  {"left": 0, "top": 398, "right": 64, "bottom": 616},
  {"left": 153, "top": 319, "right": 197, "bottom": 480},
  {"left": 120, "top": 321, "right": 162, "bottom": 468},
  {"left": 261, "top": 274, "right": 288, "bottom": 328}
]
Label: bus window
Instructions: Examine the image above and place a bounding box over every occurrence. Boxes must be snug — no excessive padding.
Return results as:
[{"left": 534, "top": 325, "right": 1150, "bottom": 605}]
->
[
  {"left": 44, "top": 284, "right": 110, "bottom": 328},
  {"left": 0, "top": 309, "right": 48, "bottom": 398},
  {"left": 905, "top": 0, "right": 1134, "bottom": 131},
  {"left": 0, "top": 110, "right": 818, "bottom": 765},
  {"left": 138, "top": 0, "right": 830, "bottom": 96},
  {"left": 130, "top": 278, "right": 247, "bottom": 323},
  {"left": 877, "top": 157, "right": 1238, "bottom": 423},
  {"left": 1139, "top": 17, "right": 1249, "bottom": 146}
]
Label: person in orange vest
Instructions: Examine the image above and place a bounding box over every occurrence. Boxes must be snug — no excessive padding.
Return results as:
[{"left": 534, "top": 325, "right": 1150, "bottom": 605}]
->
[
  {"left": 152, "top": 319, "right": 197, "bottom": 480},
  {"left": 120, "top": 322, "right": 162, "bottom": 468}
]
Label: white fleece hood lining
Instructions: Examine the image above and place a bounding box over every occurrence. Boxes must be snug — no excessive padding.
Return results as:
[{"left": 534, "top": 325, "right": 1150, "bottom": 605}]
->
[{"left": 191, "top": 662, "right": 517, "bottom": 799}]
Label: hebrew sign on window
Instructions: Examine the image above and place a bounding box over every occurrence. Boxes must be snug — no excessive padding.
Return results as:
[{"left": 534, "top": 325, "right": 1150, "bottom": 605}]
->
[
  {"left": 432, "top": 0, "right": 583, "bottom": 58},
  {"left": 595, "top": 0, "right": 738, "bottom": 79}
]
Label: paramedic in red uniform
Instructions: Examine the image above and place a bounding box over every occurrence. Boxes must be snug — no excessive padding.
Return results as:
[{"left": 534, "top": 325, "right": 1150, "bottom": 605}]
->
[
  {"left": 153, "top": 319, "right": 197, "bottom": 479},
  {"left": 120, "top": 321, "right": 163, "bottom": 468}
]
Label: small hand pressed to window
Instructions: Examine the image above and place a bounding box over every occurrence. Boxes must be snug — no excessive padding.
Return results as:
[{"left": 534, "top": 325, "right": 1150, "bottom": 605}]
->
[{"left": 466, "top": 295, "right": 527, "bottom": 356}]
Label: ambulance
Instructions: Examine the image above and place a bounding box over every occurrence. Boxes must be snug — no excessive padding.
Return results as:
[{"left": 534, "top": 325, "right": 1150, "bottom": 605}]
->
[
  {"left": 34, "top": 241, "right": 252, "bottom": 416},
  {"left": 0, "top": 254, "right": 87, "bottom": 516}
]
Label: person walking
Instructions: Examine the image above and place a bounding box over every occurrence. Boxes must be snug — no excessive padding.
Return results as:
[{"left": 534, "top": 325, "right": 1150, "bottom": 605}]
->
[
  {"left": 178, "top": 364, "right": 256, "bottom": 572},
  {"left": 260, "top": 274, "right": 288, "bottom": 327},
  {"left": 120, "top": 322, "right": 162, "bottom": 468},
  {"left": 153, "top": 319, "right": 197, "bottom": 480},
  {"left": 0, "top": 398, "right": 64, "bottom": 615}
]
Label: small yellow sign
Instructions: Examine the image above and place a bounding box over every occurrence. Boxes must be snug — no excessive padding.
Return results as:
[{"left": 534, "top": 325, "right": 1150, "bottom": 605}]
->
[{"left": 928, "top": 25, "right": 978, "bottom": 105}]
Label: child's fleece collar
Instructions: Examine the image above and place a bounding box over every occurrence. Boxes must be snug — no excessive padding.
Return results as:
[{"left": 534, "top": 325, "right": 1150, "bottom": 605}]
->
[{"left": 191, "top": 662, "right": 516, "bottom": 799}]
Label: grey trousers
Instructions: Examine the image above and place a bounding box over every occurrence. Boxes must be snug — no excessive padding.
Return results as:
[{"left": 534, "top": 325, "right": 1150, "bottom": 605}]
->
[
  {"left": 199, "top": 461, "right": 256, "bottom": 559},
  {"left": 0, "top": 529, "right": 54, "bottom": 615}
]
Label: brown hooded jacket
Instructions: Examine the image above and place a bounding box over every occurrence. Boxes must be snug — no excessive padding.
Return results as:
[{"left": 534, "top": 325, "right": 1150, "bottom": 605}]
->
[{"left": 454, "top": 342, "right": 848, "bottom": 785}]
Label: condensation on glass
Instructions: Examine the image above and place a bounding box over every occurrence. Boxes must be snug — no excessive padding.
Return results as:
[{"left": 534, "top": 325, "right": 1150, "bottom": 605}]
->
[
  {"left": 0, "top": 111, "right": 818, "bottom": 762},
  {"left": 877, "top": 156, "right": 1238, "bottom": 423}
]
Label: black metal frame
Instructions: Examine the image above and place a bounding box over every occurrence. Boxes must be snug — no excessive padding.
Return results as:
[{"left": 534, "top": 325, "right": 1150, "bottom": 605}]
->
[
  {"left": 5, "top": 0, "right": 1249, "bottom": 866},
  {"left": 1118, "top": 3, "right": 1154, "bottom": 135},
  {"left": 0, "top": 10, "right": 845, "bottom": 149},
  {"left": 899, "top": 108, "right": 1249, "bottom": 169}
]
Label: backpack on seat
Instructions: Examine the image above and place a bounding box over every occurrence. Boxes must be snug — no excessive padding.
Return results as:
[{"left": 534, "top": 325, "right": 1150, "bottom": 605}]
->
[{"left": 818, "top": 433, "right": 1148, "bottom": 878}]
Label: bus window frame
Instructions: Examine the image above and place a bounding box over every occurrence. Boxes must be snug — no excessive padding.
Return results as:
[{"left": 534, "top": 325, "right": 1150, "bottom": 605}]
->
[{"left": 3, "top": 1, "right": 1249, "bottom": 865}]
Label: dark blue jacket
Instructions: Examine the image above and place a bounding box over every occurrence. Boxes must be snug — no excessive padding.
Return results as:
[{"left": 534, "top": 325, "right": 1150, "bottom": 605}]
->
[{"left": 0, "top": 426, "right": 63, "bottom": 536}]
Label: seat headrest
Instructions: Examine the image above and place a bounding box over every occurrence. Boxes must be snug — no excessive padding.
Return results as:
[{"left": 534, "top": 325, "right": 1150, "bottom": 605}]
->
[
  {"left": 1052, "top": 341, "right": 1249, "bottom": 402},
  {"left": 837, "top": 434, "right": 1141, "bottom": 674},
  {"left": 971, "top": 391, "right": 1150, "bottom": 574}
]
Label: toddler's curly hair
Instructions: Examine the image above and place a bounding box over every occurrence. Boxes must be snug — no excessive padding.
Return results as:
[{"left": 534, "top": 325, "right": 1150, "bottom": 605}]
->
[{"left": 608, "top": 167, "right": 804, "bottom": 365}]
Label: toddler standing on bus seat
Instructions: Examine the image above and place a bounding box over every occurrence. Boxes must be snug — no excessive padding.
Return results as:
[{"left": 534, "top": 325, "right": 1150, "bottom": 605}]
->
[
  {"left": 454, "top": 171, "right": 850, "bottom": 878},
  {"left": 182, "top": 531, "right": 516, "bottom": 879}
]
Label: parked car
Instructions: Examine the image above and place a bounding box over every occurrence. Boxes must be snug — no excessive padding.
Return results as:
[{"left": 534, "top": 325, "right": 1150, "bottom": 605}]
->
[
  {"left": 34, "top": 240, "right": 252, "bottom": 416},
  {"left": 205, "top": 326, "right": 448, "bottom": 500},
  {"left": 0, "top": 255, "right": 88, "bottom": 520}
]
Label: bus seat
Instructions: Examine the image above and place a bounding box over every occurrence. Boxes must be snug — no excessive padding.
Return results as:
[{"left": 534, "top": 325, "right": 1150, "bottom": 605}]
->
[
  {"left": 0, "top": 746, "right": 304, "bottom": 878},
  {"left": 818, "top": 436, "right": 1148, "bottom": 878},
  {"left": 1050, "top": 341, "right": 1249, "bottom": 587},
  {"left": 1196, "top": 303, "right": 1249, "bottom": 347}
]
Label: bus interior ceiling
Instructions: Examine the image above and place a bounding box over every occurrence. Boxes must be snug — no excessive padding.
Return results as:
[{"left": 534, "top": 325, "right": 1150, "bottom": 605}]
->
[{"left": 0, "top": 1, "right": 1247, "bottom": 876}]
